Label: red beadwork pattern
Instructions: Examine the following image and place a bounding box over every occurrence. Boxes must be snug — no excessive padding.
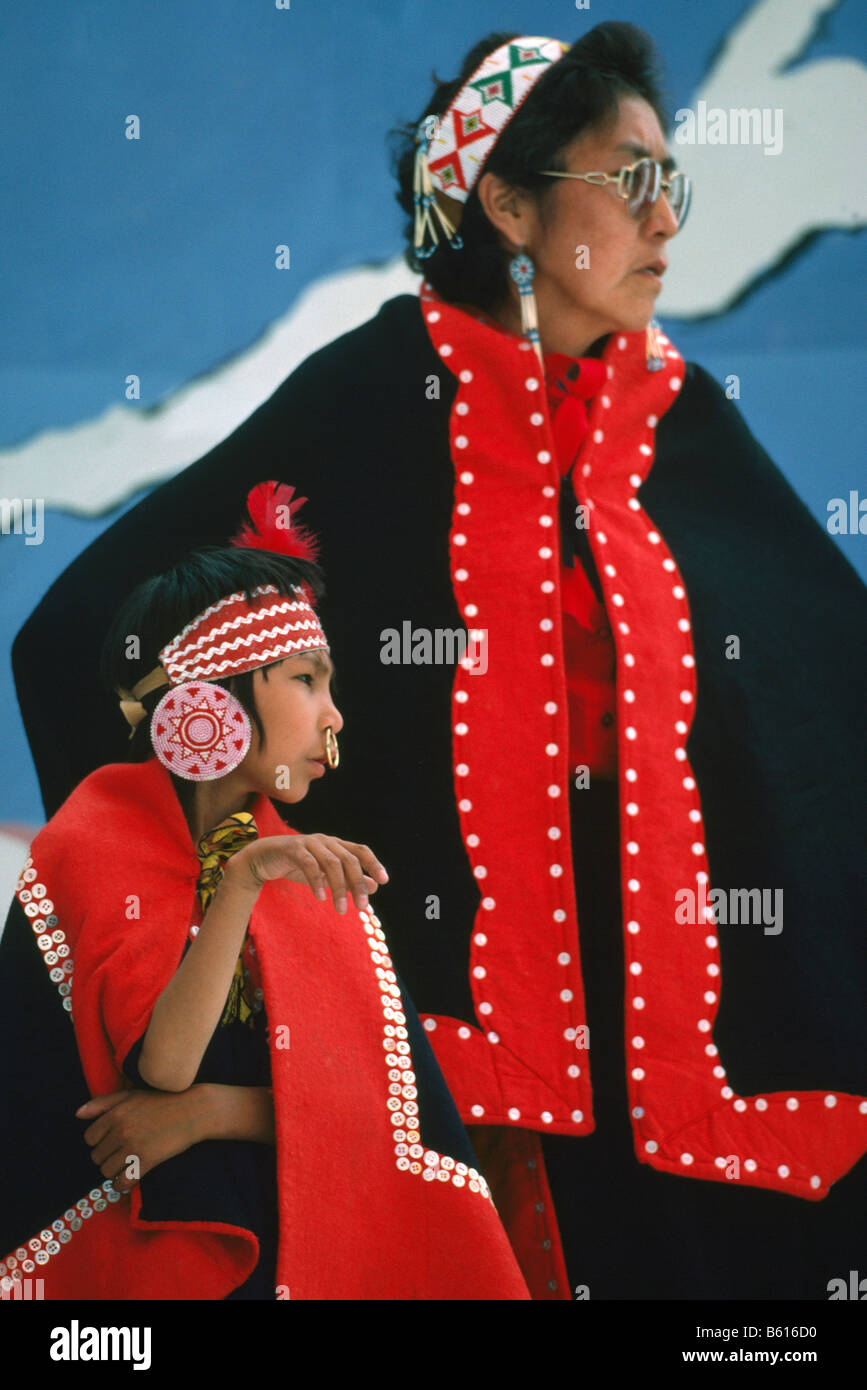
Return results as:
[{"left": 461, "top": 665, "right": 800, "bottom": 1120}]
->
[
  {"left": 150, "top": 681, "right": 251, "bottom": 782},
  {"left": 159, "top": 584, "right": 326, "bottom": 682}
]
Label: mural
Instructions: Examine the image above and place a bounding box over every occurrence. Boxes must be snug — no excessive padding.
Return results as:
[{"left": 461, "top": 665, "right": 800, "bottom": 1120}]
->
[{"left": 1, "top": 0, "right": 864, "bottom": 902}]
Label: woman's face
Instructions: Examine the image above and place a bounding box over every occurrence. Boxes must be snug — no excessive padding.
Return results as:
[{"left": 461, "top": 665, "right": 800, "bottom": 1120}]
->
[
  {"left": 241, "top": 650, "right": 343, "bottom": 803},
  {"left": 480, "top": 95, "right": 682, "bottom": 354}
]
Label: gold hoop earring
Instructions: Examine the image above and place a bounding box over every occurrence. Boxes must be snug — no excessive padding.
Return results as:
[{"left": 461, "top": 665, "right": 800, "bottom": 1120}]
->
[{"left": 325, "top": 726, "right": 339, "bottom": 769}]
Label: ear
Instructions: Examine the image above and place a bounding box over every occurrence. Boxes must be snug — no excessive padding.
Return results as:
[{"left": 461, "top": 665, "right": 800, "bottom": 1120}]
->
[{"left": 477, "top": 170, "right": 537, "bottom": 252}]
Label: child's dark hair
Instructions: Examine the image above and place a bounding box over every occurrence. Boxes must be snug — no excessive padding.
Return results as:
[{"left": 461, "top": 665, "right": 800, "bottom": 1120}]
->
[
  {"left": 390, "top": 22, "right": 668, "bottom": 311},
  {"left": 100, "top": 546, "right": 325, "bottom": 810}
]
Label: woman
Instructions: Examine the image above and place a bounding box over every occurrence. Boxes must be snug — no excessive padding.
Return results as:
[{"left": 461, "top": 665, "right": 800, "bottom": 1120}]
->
[
  {"left": 12, "top": 24, "right": 867, "bottom": 1299},
  {"left": 0, "top": 483, "right": 529, "bottom": 1300}
]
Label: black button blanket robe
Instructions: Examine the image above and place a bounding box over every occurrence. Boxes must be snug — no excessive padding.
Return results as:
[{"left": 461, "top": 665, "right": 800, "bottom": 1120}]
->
[
  {"left": 0, "top": 759, "right": 529, "bottom": 1299},
  {"left": 10, "top": 283, "right": 867, "bottom": 1300}
]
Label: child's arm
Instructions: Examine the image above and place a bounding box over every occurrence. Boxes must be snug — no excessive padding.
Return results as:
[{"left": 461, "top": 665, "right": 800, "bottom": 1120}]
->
[
  {"left": 137, "top": 869, "right": 260, "bottom": 1091},
  {"left": 76, "top": 1084, "right": 275, "bottom": 1192},
  {"left": 137, "top": 833, "right": 387, "bottom": 1092},
  {"left": 204, "top": 1083, "right": 275, "bottom": 1145}
]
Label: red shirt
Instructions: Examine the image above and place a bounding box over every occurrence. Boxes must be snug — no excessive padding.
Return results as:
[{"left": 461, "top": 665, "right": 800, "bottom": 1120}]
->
[{"left": 543, "top": 352, "right": 617, "bottom": 780}]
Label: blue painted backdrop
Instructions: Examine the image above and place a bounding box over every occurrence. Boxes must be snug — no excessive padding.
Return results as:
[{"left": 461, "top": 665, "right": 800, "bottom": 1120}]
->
[{"left": 1, "top": 0, "right": 864, "bottom": 825}]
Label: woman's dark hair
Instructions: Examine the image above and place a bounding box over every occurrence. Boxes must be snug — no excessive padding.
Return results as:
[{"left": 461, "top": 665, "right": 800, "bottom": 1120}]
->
[
  {"left": 100, "top": 547, "right": 325, "bottom": 814},
  {"left": 390, "top": 23, "right": 668, "bottom": 311}
]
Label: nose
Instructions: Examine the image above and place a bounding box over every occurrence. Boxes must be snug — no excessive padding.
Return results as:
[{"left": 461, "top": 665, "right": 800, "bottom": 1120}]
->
[
  {"left": 323, "top": 701, "right": 344, "bottom": 737},
  {"left": 645, "top": 188, "right": 680, "bottom": 238}
]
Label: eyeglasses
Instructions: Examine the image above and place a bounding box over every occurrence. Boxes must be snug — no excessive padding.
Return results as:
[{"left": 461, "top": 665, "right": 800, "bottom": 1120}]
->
[{"left": 537, "top": 158, "right": 691, "bottom": 229}]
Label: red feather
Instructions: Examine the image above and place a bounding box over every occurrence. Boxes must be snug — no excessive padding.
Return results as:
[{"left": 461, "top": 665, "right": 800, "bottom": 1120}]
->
[{"left": 230, "top": 481, "right": 320, "bottom": 563}]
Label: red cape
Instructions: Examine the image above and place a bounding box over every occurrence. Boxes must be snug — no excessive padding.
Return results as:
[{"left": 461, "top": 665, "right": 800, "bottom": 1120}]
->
[{"left": 5, "top": 760, "right": 529, "bottom": 1299}]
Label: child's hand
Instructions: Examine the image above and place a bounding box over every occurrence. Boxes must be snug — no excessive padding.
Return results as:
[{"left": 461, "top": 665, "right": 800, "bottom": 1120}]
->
[
  {"left": 229, "top": 834, "right": 388, "bottom": 914},
  {"left": 74, "top": 1087, "right": 211, "bottom": 1191}
]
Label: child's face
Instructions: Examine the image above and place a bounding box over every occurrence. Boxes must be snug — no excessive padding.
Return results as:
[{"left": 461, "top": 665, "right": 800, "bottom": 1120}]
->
[{"left": 243, "top": 650, "right": 343, "bottom": 802}]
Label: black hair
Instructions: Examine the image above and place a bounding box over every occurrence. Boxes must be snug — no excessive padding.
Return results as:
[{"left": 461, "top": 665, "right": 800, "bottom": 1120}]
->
[
  {"left": 100, "top": 546, "right": 325, "bottom": 816},
  {"left": 390, "top": 23, "right": 669, "bottom": 312}
]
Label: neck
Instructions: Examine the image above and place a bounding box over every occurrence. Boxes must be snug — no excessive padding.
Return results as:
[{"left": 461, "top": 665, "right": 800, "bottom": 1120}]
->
[
  {"left": 489, "top": 284, "right": 610, "bottom": 359},
  {"left": 184, "top": 775, "right": 255, "bottom": 844}
]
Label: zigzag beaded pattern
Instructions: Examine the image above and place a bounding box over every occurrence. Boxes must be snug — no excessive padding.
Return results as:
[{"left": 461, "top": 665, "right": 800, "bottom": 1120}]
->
[
  {"left": 166, "top": 598, "right": 319, "bottom": 657},
  {"left": 427, "top": 38, "right": 567, "bottom": 204},
  {"left": 165, "top": 630, "right": 327, "bottom": 681},
  {"left": 161, "top": 584, "right": 285, "bottom": 647},
  {"left": 168, "top": 607, "right": 321, "bottom": 660},
  {"left": 161, "top": 583, "right": 326, "bottom": 682}
]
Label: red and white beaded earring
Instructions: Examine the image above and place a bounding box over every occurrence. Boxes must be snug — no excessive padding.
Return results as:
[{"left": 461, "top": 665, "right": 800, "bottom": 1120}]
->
[{"left": 150, "top": 681, "right": 251, "bottom": 782}]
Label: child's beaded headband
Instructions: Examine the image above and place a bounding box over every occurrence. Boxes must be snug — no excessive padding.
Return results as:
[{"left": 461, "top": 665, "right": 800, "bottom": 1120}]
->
[
  {"left": 116, "top": 482, "right": 336, "bottom": 780},
  {"left": 413, "top": 35, "right": 569, "bottom": 259}
]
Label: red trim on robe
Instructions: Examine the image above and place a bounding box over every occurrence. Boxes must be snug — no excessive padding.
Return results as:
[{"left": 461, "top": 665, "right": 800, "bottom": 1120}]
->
[
  {"left": 543, "top": 350, "right": 618, "bottom": 778},
  {"left": 416, "top": 280, "right": 867, "bottom": 1212}
]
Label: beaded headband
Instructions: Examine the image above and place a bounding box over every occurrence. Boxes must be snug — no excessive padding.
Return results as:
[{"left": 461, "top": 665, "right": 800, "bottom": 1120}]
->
[
  {"left": 413, "top": 35, "right": 569, "bottom": 258},
  {"left": 116, "top": 483, "right": 328, "bottom": 735},
  {"left": 159, "top": 583, "right": 327, "bottom": 682}
]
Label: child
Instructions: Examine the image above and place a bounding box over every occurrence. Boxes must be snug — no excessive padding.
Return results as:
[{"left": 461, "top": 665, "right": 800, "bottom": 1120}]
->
[{"left": 0, "top": 483, "right": 529, "bottom": 1301}]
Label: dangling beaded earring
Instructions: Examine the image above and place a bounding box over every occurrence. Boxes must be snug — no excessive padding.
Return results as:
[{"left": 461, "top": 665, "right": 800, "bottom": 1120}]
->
[
  {"left": 645, "top": 318, "right": 665, "bottom": 371},
  {"left": 508, "top": 250, "right": 544, "bottom": 368},
  {"left": 413, "top": 116, "right": 463, "bottom": 260}
]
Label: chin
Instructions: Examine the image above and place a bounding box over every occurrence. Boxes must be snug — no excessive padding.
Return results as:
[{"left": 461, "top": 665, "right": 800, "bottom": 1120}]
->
[
  {"left": 612, "top": 303, "right": 656, "bottom": 336},
  {"left": 271, "top": 783, "right": 306, "bottom": 805}
]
